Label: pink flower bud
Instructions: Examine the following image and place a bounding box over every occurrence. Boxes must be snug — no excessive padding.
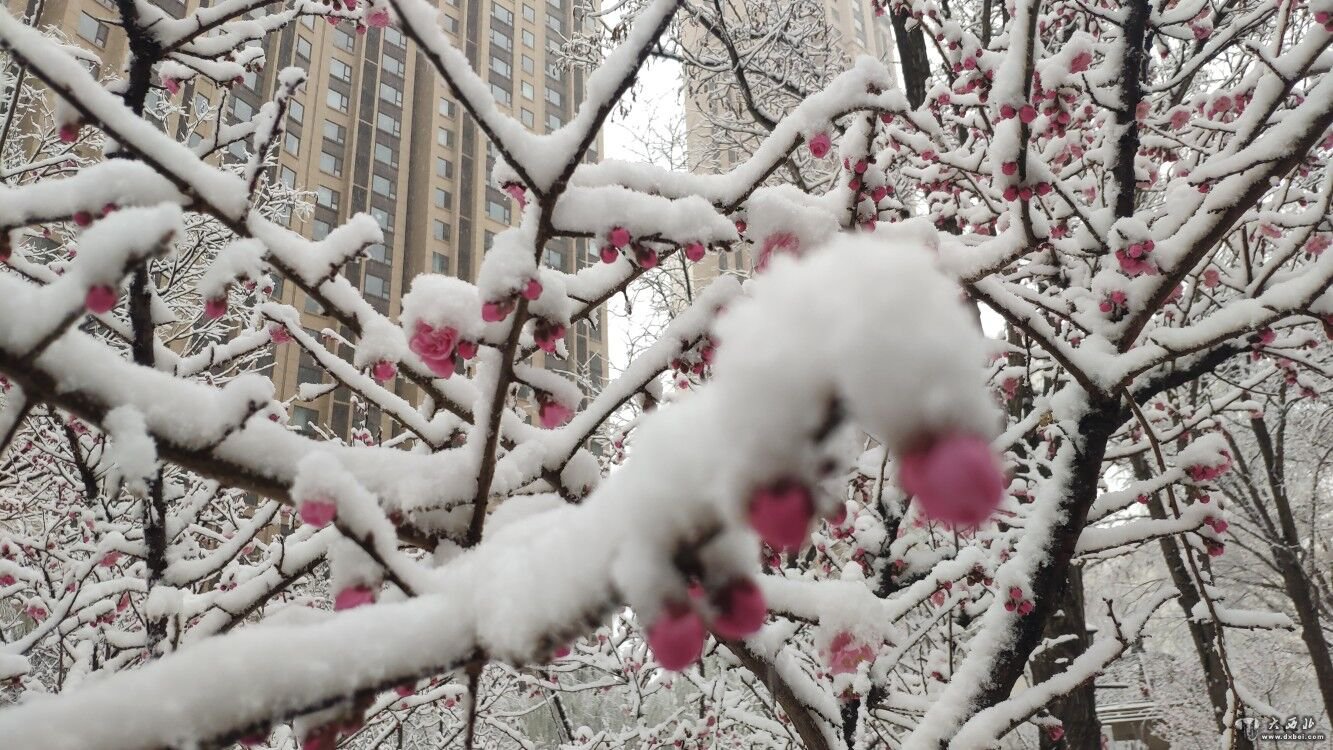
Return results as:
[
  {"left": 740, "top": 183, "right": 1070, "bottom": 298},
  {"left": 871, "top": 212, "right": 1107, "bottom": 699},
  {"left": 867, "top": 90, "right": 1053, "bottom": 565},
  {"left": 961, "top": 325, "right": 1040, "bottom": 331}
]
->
[
  {"left": 747, "top": 479, "right": 814, "bottom": 551},
  {"left": 410, "top": 322, "right": 460, "bottom": 377},
  {"left": 334, "top": 584, "right": 376, "bottom": 611},
  {"left": 270, "top": 324, "right": 292, "bottom": 344},
  {"left": 372, "top": 360, "right": 397, "bottom": 383},
  {"left": 608, "top": 226, "right": 631, "bottom": 249},
  {"left": 73, "top": 211, "right": 94, "bottom": 228},
  {"left": 683, "top": 242, "right": 706, "bottom": 262},
  {"left": 481, "top": 299, "right": 514, "bottom": 322},
  {"left": 899, "top": 434, "right": 1004, "bottom": 527},
  {"left": 163, "top": 77, "right": 181, "bottom": 95},
  {"left": 646, "top": 601, "right": 706, "bottom": 671},
  {"left": 710, "top": 579, "right": 766, "bottom": 639},
  {"left": 503, "top": 182, "right": 527, "bottom": 209},
  {"left": 634, "top": 245, "right": 659, "bottom": 269},
  {"left": 298, "top": 498, "right": 337, "bottom": 528},
  {"left": 825, "top": 630, "right": 875, "bottom": 675},
  {"left": 521, "top": 278, "right": 543, "bottom": 300},
  {"left": 807, "top": 131, "right": 832, "bottom": 159},
  {"left": 85, "top": 285, "right": 118, "bottom": 314},
  {"left": 59, "top": 123, "right": 79, "bottom": 143},
  {"left": 599, "top": 245, "right": 619, "bottom": 264},
  {"left": 203, "top": 297, "right": 227, "bottom": 320},
  {"left": 538, "top": 398, "right": 573, "bottom": 429}
]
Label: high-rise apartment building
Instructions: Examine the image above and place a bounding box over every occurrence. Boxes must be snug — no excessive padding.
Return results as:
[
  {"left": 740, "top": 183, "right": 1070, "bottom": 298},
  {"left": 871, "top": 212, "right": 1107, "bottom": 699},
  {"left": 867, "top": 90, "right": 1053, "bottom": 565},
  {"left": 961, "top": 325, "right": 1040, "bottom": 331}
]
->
[
  {"left": 683, "top": 0, "right": 896, "bottom": 280},
  {"left": 6, "top": 0, "right": 607, "bottom": 440}
]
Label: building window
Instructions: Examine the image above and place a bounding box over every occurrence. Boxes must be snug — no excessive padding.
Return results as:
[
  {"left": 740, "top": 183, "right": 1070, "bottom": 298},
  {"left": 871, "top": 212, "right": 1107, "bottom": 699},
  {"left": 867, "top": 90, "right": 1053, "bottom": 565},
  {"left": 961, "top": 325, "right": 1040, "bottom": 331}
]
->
[
  {"left": 316, "top": 186, "right": 339, "bottom": 210},
  {"left": 329, "top": 58, "right": 352, "bottom": 82},
  {"left": 522, "top": 55, "right": 535, "bottom": 74},
  {"left": 546, "top": 62, "right": 563, "bottom": 81},
  {"left": 384, "top": 27, "right": 404, "bottom": 47},
  {"left": 492, "top": 2, "right": 513, "bottom": 24},
  {"left": 521, "top": 108, "right": 535, "bottom": 127},
  {"left": 491, "top": 57, "right": 511, "bottom": 78},
  {"left": 319, "top": 150, "right": 343, "bottom": 176},
  {"left": 279, "top": 166, "right": 297, "bottom": 189},
  {"left": 289, "top": 100, "right": 305, "bottom": 125},
  {"left": 522, "top": 29, "right": 535, "bottom": 48},
  {"left": 486, "top": 200, "right": 510, "bottom": 223},
  {"left": 76, "top": 12, "right": 107, "bottom": 46},
  {"left": 522, "top": 3, "right": 536, "bottom": 21},
  {"left": 434, "top": 220, "right": 450, "bottom": 240},
  {"left": 434, "top": 188, "right": 451, "bottom": 208},
  {"left": 323, "top": 120, "right": 345, "bottom": 143},
  {"left": 437, "top": 128, "right": 453, "bottom": 147},
  {"left": 435, "top": 158, "right": 453, "bottom": 178},
  {"left": 546, "top": 86, "right": 562, "bottom": 107},
  {"left": 377, "top": 112, "right": 401, "bottom": 136},
  {"left": 546, "top": 113, "right": 562, "bottom": 132},
  {"left": 521, "top": 81, "right": 534, "bottom": 100},
  {"left": 291, "top": 406, "right": 319, "bottom": 433},
  {"left": 379, "top": 81, "right": 403, "bottom": 106},
  {"left": 382, "top": 54, "right": 405, "bottom": 76},
  {"left": 370, "top": 206, "right": 394, "bottom": 230},
  {"left": 313, "top": 219, "right": 331, "bottom": 240},
  {"left": 432, "top": 253, "right": 450, "bottom": 273},
  {"left": 372, "top": 175, "right": 395, "bottom": 198},
  {"left": 367, "top": 243, "right": 390, "bottom": 263},
  {"left": 374, "top": 142, "right": 397, "bottom": 166},
  {"left": 547, "top": 14, "right": 562, "bottom": 33},
  {"left": 364, "top": 272, "right": 390, "bottom": 299},
  {"left": 333, "top": 27, "right": 355, "bottom": 51},
  {"left": 544, "top": 247, "right": 565, "bottom": 270},
  {"left": 491, "top": 28, "right": 511, "bottom": 51},
  {"left": 284, "top": 131, "right": 300, "bottom": 155},
  {"left": 326, "top": 90, "right": 349, "bottom": 112},
  {"left": 442, "top": 14, "right": 458, "bottom": 33},
  {"left": 439, "top": 98, "right": 455, "bottom": 117},
  {"left": 491, "top": 83, "right": 511, "bottom": 106}
]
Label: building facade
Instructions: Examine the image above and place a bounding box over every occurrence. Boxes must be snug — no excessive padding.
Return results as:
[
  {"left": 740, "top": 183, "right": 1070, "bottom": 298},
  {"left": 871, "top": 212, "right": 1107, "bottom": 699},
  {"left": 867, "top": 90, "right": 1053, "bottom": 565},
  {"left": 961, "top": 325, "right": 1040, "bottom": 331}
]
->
[
  {"left": 5, "top": 0, "right": 607, "bottom": 441},
  {"left": 683, "top": 0, "right": 896, "bottom": 281}
]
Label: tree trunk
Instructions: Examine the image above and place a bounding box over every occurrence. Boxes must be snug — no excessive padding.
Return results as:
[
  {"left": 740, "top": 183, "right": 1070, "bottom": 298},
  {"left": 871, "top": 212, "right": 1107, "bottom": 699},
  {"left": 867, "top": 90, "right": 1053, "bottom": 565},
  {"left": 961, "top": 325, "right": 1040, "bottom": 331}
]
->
[
  {"left": 969, "top": 401, "right": 1119, "bottom": 719},
  {"left": 1130, "top": 454, "right": 1251, "bottom": 747},
  {"left": 1248, "top": 418, "right": 1333, "bottom": 719},
  {"left": 1031, "top": 565, "right": 1102, "bottom": 749},
  {"left": 888, "top": 9, "right": 930, "bottom": 109}
]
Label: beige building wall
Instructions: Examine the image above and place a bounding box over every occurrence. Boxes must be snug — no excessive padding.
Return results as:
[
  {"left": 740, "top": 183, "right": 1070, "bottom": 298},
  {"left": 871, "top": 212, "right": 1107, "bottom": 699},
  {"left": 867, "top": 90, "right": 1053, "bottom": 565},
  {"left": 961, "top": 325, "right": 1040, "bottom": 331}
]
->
[
  {"left": 683, "top": 0, "right": 896, "bottom": 285},
  {"left": 6, "top": 0, "right": 607, "bottom": 441}
]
